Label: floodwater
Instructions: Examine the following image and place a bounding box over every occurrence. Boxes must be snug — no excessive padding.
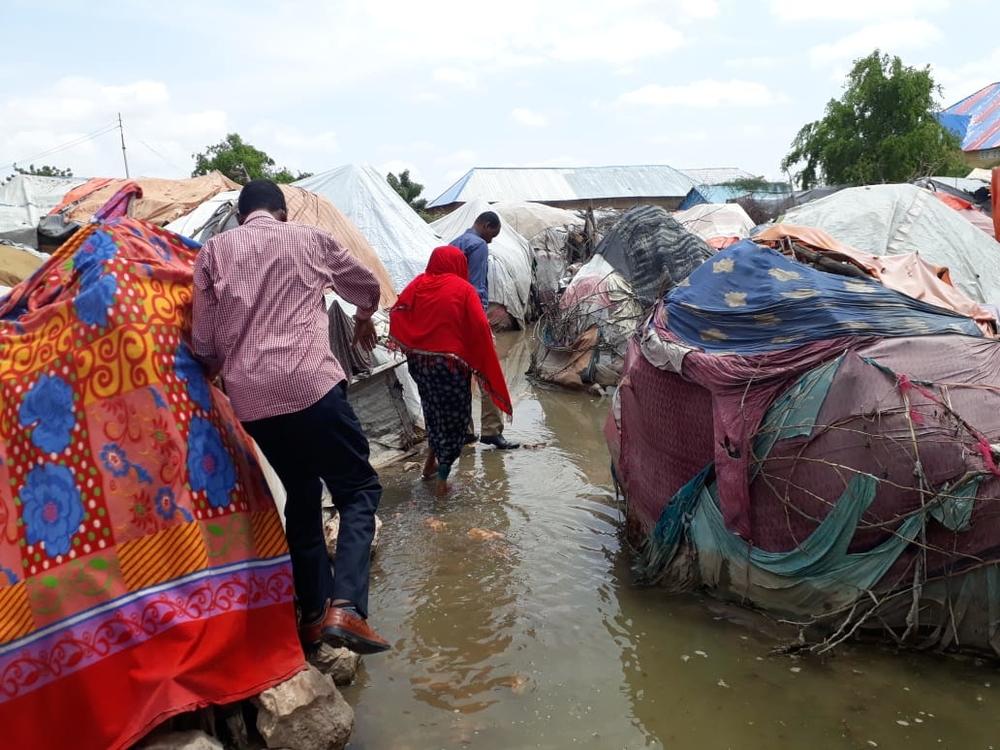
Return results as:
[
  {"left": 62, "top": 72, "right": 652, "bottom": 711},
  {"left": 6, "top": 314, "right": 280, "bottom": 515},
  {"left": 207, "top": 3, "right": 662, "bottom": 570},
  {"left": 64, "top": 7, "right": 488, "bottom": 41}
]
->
[{"left": 344, "top": 334, "right": 999, "bottom": 749}]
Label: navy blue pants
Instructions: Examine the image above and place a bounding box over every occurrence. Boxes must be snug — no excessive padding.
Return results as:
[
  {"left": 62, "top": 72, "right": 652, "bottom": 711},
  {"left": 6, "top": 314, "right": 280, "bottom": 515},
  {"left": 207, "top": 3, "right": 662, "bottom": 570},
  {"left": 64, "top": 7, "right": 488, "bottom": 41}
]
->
[{"left": 244, "top": 383, "right": 381, "bottom": 619}]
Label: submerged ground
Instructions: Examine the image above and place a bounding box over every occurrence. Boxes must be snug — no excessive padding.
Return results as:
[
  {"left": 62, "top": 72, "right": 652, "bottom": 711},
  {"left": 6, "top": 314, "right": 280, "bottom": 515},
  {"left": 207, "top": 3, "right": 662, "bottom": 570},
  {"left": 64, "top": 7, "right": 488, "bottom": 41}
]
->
[{"left": 343, "top": 334, "right": 997, "bottom": 749}]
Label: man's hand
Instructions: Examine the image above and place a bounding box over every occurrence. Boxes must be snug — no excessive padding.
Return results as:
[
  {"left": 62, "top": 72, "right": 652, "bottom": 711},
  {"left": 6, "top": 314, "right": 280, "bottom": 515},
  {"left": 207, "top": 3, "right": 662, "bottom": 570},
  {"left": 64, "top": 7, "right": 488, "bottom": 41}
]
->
[{"left": 353, "top": 316, "right": 378, "bottom": 352}]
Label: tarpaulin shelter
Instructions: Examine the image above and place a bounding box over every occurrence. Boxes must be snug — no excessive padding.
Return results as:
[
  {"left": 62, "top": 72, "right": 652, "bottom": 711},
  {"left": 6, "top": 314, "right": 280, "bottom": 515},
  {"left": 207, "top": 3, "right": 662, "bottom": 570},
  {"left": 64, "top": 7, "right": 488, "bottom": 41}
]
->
[
  {"left": 781, "top": 184, "right": 1000, "bottom": 305},
  {"left": 754, "top": 224, "right": 996, "bottom": 330},
  {"left": 595, "top": 205, "right": 713, "bottom": 307},
  {"left": 295, "top": 165, "right": 437, "bottom": 292},
  {"left": 430, "top": 199, "right": 534, "bottom": 329},
  {"left": 607, "top": 234, "right": 1000, "bottom": 657},
  {"left": 0, "top": 219, "right": 303, "bottom": 749},
  {"left": 0, "top": 174, "right": 86, "bottom": 248},
  {"left": 492, "top": 201, "right": 587, "bottom": 307},
  {"left": 166, "top": 184, "right": 397, "bottom": 309},
  {"left": 672, "top": 203, "right": 754, "bottom": 248},
  {"left": 51, "top": 172, "right": 239, "bottom": 227},
  {"left": 535, "top": 205, "right": 711, "bottom": 389}
]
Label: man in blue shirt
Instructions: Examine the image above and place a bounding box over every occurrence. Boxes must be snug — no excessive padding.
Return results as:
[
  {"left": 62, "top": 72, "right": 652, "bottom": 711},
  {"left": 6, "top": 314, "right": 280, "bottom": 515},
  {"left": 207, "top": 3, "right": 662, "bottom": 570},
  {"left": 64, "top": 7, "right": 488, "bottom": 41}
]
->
[{"left": 450, "top": 211, "right": 519, "bottom": 450}]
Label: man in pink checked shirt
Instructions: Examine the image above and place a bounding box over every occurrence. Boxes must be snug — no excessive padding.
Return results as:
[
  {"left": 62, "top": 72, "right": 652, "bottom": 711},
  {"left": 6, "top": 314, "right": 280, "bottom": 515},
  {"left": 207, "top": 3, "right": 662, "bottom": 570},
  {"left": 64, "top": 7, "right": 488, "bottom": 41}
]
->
[{"left": 192, "top": 179, "right": 390, "bottom": 655}]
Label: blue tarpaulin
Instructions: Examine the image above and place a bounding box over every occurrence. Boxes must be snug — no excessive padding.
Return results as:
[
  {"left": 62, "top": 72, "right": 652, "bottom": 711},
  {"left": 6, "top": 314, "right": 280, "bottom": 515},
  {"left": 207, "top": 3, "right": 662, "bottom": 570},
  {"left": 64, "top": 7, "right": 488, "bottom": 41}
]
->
[{"left": 665, "top": 240, "right": 982, "bottom": 354}]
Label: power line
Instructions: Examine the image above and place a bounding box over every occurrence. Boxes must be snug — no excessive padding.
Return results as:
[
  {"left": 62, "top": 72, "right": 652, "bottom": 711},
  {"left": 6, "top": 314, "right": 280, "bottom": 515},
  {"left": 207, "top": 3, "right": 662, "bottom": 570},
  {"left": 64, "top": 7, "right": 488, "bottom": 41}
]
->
[
  {"left": 124, "top": 126, "right": 185, "bottom": 173},
  {"left": 0, "top": 121, "right": 119, "bottom": 171}
]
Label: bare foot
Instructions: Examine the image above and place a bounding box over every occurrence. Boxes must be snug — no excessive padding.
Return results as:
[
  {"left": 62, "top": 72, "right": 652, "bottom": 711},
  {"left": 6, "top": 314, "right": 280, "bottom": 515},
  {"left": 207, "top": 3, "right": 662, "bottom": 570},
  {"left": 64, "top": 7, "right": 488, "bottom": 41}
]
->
[
  {"left": 421, "top": 450, "right": 438, "bottom": 482},
  {"left": 434, "top": 479, "right": 449, "bottom": 497}
]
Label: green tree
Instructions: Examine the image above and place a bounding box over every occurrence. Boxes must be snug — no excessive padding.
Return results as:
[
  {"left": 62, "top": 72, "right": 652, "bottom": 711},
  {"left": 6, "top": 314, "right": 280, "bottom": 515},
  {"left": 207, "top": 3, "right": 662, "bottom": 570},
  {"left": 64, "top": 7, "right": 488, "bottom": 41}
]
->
[
  {"left": 4, "top": 163, "right": 74, "bottom": 183},
  {"left": 782, "top": 51, "right": 967, "bottom": 189},
  {"left": 191, "top": 133, "right": 310, "bottom": 184},
  {"left": 387, "top": 170, "right": 428, "bottom": 212}
]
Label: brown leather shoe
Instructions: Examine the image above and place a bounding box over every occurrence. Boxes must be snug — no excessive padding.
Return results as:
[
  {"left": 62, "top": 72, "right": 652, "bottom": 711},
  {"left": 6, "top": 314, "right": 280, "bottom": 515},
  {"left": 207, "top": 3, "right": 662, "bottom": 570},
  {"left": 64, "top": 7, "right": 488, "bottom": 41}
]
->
[{"left": 300, "top": 602, "right": 390, "bottom": 655}]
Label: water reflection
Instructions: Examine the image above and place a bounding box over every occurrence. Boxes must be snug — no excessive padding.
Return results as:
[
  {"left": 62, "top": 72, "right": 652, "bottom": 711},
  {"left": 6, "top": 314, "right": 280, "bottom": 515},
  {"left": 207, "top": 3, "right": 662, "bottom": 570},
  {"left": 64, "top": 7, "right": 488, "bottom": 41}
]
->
[
  {"left": 402, "top": 449, "right": 520, "bottom": 714},
  {"left": 350, "top": 332, "right": 997, "bottom": 750}
]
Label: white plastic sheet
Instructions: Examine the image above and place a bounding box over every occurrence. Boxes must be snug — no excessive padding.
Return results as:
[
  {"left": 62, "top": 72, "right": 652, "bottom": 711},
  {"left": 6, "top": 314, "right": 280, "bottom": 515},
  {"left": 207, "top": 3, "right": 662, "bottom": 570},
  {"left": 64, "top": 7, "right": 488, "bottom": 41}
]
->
[
  {"left": 295, "top": 165, "right": 438, "bottom": 292},
  {"left": 782, "top": 184, "right": 1000, "bottom": 305}
]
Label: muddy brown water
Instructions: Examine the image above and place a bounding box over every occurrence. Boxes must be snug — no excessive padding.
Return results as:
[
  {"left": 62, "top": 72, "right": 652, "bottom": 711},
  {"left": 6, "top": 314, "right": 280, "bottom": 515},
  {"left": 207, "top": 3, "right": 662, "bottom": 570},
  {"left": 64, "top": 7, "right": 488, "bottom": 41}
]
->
[{"left": 343, "top": 334, "right": 998, "bottom": 749}]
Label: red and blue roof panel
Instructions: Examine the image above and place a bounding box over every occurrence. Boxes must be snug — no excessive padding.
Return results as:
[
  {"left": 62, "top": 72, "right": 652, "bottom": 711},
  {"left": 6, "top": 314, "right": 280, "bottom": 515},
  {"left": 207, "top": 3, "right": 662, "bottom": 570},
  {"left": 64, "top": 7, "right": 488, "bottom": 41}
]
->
[{"left": 940, "top": 82, "right": 1000, "bottom": 152}]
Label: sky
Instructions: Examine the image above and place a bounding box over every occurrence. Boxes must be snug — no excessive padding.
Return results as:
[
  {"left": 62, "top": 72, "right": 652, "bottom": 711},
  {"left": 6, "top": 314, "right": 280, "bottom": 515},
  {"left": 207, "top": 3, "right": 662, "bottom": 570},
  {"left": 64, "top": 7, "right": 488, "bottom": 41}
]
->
[{"left": 1, "top": 0, "right": 997, "bottom": 201}]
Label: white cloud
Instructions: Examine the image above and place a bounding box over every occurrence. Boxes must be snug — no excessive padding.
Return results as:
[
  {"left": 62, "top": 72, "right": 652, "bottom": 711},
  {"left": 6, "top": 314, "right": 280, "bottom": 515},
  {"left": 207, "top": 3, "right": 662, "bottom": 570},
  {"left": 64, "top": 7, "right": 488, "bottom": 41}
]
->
[
  {"left": 618, "top": 80, "right": 788, "bottom": 108},
  {"left": 725, "top": 56, "right": 784, "bottom": 71},
  {"left": 770, "top": 0, "right": 948, "bottom": 22},
  {"left": 809, "top": 20, "right": 942, "bottom": 66},
  {"left": 432, "top": 67, "right": 478, "bottom": 89},
  {"left": 935, "top": 46, "right": 1000, "bottom": 104},
  {"left": 649, "top": 130, "right": 709, "bottom": 145},
  {"left": 676, "top": 0, "right": 719, "bottom": 20},
  {"left": 511, "top": 108, "right": 548, "bottom": 128},
  {"left": 0, "top": 76, "right": 227, "bottom": 178}
]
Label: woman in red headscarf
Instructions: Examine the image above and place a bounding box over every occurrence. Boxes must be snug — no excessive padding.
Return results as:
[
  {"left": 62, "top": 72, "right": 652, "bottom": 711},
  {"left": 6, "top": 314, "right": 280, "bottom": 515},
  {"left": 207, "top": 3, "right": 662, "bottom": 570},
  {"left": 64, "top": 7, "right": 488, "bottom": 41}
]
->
[{"left": 390, "top": 246, "right": 512, "bottom": 494}]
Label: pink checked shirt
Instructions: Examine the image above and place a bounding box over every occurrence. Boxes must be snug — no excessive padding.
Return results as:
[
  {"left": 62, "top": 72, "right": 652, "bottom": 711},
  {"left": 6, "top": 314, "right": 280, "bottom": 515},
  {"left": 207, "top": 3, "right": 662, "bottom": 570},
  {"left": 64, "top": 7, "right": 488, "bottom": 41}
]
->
[{"left": 191, "top": 210, "right": 381, "bottom": 422}]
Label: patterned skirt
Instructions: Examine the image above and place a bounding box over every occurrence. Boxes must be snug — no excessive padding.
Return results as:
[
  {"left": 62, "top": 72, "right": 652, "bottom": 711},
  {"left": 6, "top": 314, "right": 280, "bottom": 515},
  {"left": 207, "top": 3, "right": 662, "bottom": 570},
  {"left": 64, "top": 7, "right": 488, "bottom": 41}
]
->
[{"left": 408, "top": 354, "right": 472, "bottom": 479}]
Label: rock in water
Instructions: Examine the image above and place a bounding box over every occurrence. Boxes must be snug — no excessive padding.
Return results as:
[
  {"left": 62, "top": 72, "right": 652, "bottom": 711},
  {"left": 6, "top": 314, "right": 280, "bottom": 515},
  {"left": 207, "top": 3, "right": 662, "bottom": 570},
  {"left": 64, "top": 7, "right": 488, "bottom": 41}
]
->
[
  {"left": 137, "top": 730, "right": 224, "bottom": 750},
  {"left": 309, "top": 642, "right": 362, "bottom": 686},
  {"left": 254, "top": 666, "right": 354, "bottom": 750},
  {"left": 325, "top": 512, "right": 382, "bottom": 557}
]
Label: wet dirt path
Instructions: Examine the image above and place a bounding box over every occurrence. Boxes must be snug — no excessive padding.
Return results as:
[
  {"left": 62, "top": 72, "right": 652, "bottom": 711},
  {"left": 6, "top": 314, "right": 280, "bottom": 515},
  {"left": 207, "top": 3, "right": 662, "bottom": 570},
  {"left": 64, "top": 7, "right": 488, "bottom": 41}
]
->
[{"left": 344, "top": 334, "right": 998, "bottom": 749}]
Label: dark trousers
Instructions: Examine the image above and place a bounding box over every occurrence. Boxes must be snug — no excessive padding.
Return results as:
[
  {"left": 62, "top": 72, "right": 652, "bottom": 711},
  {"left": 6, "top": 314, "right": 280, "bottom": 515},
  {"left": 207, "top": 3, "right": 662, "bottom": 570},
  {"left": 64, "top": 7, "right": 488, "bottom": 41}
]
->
[{"left": 243, "top": 384, "right": 381, "bottom": 619}]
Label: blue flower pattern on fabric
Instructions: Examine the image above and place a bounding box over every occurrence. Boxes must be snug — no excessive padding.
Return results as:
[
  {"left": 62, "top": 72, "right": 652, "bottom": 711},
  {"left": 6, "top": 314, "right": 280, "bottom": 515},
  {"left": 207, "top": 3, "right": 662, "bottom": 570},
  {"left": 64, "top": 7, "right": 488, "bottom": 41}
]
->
[
  {"left": 99, "top": 442, "right": 153, "bottom": 484},
  {"left": 150, "top": 235, "right": 172, "bottom": 261},
  {"left": 72, "top": 230, "right": 117, "bottom": 273},
  {"left": 155, "top": 487, "right": 193, "bottom": 522},
  {"left": 21, "top": 463, "right": 84, "bottom": 558},
  {"left": 174, "top": 344, "right": 212, "bottom": 411},
  {"left": 74, "top": 266, "right": 118, "bottom": 328},
  {"left": 187, "top": 417, "right": 236, "bottom": 509},
  {"left": 100, "top": 443, "right": 130, "bottom": 477},
  {"left": 19, "top": 374, "right": 76, "bottom": 454}
]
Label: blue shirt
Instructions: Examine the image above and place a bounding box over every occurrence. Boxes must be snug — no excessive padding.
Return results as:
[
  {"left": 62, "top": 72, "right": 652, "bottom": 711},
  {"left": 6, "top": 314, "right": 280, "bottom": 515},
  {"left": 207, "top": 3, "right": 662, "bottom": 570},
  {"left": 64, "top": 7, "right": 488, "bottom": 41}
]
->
[{"left": 450, "top": 228, "right": 489, "bottom": 311}]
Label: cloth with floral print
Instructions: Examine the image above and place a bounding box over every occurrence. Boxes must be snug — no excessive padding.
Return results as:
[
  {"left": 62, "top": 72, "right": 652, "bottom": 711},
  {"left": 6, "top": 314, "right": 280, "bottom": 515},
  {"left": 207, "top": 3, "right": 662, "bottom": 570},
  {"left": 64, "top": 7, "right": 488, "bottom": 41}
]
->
[{"left": 0, "top": 217, "right": 301, "bottom": 750}]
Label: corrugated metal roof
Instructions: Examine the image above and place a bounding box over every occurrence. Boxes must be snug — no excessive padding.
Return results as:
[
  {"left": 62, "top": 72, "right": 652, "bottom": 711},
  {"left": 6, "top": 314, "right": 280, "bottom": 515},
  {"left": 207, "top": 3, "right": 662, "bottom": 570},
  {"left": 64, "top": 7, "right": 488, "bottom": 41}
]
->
[
  {"left": 428, "top": 165, "right": 696, "bottom": 208},
  {"left": 940, "top": 83, "right": 1000, "bottom": 152},
  {"left": 680, "top": 167, "right": 756, "bottom": 185}
]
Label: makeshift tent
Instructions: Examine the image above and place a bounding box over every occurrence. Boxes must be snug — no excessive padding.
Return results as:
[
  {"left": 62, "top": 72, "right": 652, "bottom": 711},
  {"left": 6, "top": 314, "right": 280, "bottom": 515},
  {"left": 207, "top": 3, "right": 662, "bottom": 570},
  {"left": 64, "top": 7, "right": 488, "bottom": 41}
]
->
[
  {"left": 780, "top": 184, "right": 1000, "bottom": 305},
  {"left": 755, "top": 224, "right": 995, "bottom": 329},
  {"left": 596, "top": 205, "right": 713, "bottom": 307},
  {"left": 492, "top": 201, "right": 583, "bottom": 242},
  {"left": 166, "top": 185, "right": 397, "bottom": 308},
  {"left": 0, "top": 174, "right": 86, "bottom": 248},
  {"left": 0, "top": 243, "right": 46, "bottom": 287},
  {"left": 0, "top": 219, "right": 302, "bottom": 750},
  {"left": 608, "top": 232, "right": 1000, "bottom": 657},
  {"left": 535, "top": 254, "right": 645, "bottom": 388},
  {"left": 672, "top": 203, "right": 754, "bottom": 247},
  {"left": 535, "top": 205, "right": 711, "bottom": 389},
  {"left": 295, "top": 165, "right": 438, "bottom": 292},
  {"left": 492, "top": 201, "right": 587, "bottom": 306},
  {"left": 51, "top": 172, "right": 239, "bottom": 226},
  {"left": 666, "top": 241, "right": 980, "bottom": 355},
  {"left": 430, "top": 199, "right": 534, "bottom": 329}
]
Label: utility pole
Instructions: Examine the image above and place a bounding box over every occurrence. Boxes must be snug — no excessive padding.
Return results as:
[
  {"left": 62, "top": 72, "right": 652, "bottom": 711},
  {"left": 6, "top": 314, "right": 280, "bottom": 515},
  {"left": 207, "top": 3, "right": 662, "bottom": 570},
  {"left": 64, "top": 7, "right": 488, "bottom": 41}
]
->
[{"left": 117, "top": 112, "right": 130, "bottom": 178}]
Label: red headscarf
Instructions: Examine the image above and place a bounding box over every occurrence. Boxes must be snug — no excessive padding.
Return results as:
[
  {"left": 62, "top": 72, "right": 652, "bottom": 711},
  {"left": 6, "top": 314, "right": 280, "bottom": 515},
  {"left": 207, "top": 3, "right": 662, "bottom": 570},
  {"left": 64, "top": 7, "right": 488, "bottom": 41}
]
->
[{"left": 389, "top": 246, "right": 512, "bottom": 415}]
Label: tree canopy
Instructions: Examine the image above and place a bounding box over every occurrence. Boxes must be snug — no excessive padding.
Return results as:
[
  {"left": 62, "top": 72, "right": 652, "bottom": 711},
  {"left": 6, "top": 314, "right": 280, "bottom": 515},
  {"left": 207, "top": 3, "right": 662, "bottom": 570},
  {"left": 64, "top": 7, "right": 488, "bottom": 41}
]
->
[
  {"left": 387, "top": 170, "right": 428, "bottom": 212},
  {"left": 191, "top": 133, "right": 311, "bottom": 184},
  {"left": 782, "top": 51, "right": 967, "bottom": 189},
  {"left": 3, "top": 163, "right": 74, "bottom": 183}
]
